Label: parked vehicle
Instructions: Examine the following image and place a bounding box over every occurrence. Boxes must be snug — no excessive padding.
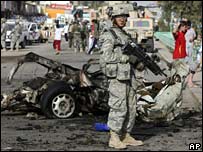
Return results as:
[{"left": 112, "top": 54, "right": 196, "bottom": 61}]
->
[
  {"left": 39, "top": 26, "right": 52, "bottom": 43},
  {"left": 1, "top": 52, "right": 189, "bottom": 122},
  {"left": 5, "top": 20, "right": 41, "bottom": 47},
  {"left": 26, "top": 22, "right": 41, "bottom": 44},
  {"left": 98, "top": 2, "right": 157, "bottom": 53},
  {"left": 124, "top": 18, "right": 155, "bottom": 52},
  {"left": 5, "top": 19, "right": 29, "bottom": 49}
]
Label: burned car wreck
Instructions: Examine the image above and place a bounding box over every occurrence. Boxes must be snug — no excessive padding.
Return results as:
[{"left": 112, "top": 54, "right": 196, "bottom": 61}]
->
[{"left": 1, "top": 52, "right": 189, "bottom": 122}]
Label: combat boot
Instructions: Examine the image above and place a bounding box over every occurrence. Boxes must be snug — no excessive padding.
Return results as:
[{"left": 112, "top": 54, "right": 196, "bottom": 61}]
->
[
  {"left": 80, "top": 48, "right": 84, "bottom": 52},
  {"left": 109, "top": 130, "right": 127, "bottom": 149},
  {"left": 2, "top": 48, "right": 7, "bottom": 51},
  {"left": 121, "top": 133, "right": 144, "bottom": 146}
]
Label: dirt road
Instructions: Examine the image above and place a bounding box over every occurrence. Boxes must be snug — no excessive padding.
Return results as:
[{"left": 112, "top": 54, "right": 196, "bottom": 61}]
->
[{"left": 1, "top": 100, "right": 202, "bottom": 151}]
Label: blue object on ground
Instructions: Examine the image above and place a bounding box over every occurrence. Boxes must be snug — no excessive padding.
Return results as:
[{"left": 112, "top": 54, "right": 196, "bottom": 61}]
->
[{"left": 94, "top": 123, "right": 110, "bottom": 131}]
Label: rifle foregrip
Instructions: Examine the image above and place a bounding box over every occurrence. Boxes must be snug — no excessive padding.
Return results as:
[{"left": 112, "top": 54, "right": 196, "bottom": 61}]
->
[{"left": 122, "top": 42, "right": 167, "bottom": 77}]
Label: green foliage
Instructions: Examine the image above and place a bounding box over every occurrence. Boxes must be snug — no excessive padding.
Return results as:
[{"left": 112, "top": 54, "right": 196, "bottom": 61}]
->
[
  {"left": 158, "top": 1, "right": 202, "bottom": 32},
  {"left": 158, "top": 19, "right": 170, "bottom": 31}
]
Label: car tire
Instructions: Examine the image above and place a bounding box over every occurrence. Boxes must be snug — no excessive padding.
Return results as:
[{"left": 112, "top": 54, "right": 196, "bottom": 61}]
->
[
  {"left": 146, "top": 38, "right": 154, "bottom": 53},
  {"left": 27, "top": 40, "right": 32, "bottom": 45},
  {"left": 21, "top": 38, "right": 26, "bottom": 49},
  {"left": 37, "top": 37, "right": 42, "bottom": 43},
  {"left": 40, "top": 81, "right": 77, "bottom": 119}
]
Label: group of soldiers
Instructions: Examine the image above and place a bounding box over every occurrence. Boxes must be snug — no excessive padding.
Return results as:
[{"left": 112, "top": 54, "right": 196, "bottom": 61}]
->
[
  {"left": 64, "top": 20, "right": 89, "bottom": 53},
  {"left": 65, "top": 8, "right": 114, "bottom": 54},
  {"left": 64, "top": 17, "right": 105, "bottom": 54},
  {"left": 1, "top": 18, "right": 23, "bottom": 51}
]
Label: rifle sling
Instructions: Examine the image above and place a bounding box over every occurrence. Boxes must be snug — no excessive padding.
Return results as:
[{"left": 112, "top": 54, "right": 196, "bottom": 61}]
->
[{"left": 108, "top": 28, "right": 124, "bottom": 48}]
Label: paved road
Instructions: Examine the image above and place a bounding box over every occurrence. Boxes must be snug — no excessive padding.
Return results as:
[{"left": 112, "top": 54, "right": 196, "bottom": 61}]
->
[{"left": 1, "top": 40, "right": 202, "bottom": 151}]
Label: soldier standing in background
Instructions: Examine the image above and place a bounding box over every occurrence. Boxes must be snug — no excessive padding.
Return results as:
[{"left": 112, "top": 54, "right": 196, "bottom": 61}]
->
[
  {"left": 10, "top": 20, "right": 22, "bottom": 51},
  {"left": 99, "top": 5, "right": 144, "bottom": 149},
  {"left": 68, "top": 21, "right": 74, "bottom": 48},
  {"left": 80, "top": 20, "right": 88, "bottom": 52},
  {"left": 72, "top": 21, "right": 82, "bottom": 53},
  {"left": 1, "top": 18, "right": 8, "bottom": 51}
]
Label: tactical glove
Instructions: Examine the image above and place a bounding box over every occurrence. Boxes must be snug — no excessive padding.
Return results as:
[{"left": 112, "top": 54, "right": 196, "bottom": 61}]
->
[
  {"left": 128, "top": 55, "right": 139, "bottom": 65},
  {"left": 151, "top": 54, "right": 160, "bottom": 62},
  {"left": 120, "top": 55, "right": 129, "bottom": 63},
  {"left": 136, "top": 62, "right": 145, "bottom": 71}
]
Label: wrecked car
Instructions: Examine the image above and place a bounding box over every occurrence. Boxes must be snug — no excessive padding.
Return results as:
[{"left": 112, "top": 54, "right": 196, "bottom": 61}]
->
[{"left": 1, "top": 52, "right": 189, "bottom": 122}]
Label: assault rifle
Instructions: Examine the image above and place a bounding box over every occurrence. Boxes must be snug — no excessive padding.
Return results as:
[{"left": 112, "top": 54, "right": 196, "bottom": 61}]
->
[{"left": 122, "top": 42, "right": 167, "bottom": 77}]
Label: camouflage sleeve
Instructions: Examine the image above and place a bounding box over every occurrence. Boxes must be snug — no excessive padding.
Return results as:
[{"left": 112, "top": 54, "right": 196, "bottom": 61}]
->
[
  {"left": 2, "top": 23, "right": 7, "bottom": 33},
  {"left": 100, "top": 32, "right": 120, "bottom": 63}
]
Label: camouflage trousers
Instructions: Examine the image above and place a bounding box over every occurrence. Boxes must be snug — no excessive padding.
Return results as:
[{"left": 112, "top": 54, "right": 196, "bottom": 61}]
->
[
  {"left": 68, "top": 32, "right": 73, "bottom": 48},
  {"left": 107, "top": 78, "right": 137, "bottom": 134},
  {"left": 10, "top": 36, "right": 20, "bottom": 50},
  {"left": 73, "top": 33, "right": 82, "bottom": 52},
  {"left": 81, "top": 38, "right": 87, "bottom": 52}
]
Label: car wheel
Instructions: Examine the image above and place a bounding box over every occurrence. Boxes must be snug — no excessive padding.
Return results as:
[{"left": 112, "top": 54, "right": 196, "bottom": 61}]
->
[
  {"left": 36, "top": 36, "right": 41, "bottom": 43},
  {"left": 40, "top": 81, "right": 77, "bottom": 119},
  {"left": 21, "top": 38, "right": 26, "bottom": 49},
  {"left": 27, "top": 40, "right": 32, "bottom": 45},
  {"left": 146, "top": 38, "right": 154, "bottom": 53}
]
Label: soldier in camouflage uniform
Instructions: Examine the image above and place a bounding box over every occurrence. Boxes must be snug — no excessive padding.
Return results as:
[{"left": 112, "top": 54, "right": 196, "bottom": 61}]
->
[
  {"left": 99, "top": 5, "right": 144, "bottom": 149},
  {"left": 10, "top": 20, "right": 22, "bottom": 51},
  {"left": 68, "top": 21, "right": 74, "bottom": 48},
  {"left": 72, "top": 21, "right": 82, "bottom": 53},
  {"left": 1, "top": 18, "right": 8, "bottom": 51},
  {"left": 80, "top": 20, "right": 88, "bottom": 52}
]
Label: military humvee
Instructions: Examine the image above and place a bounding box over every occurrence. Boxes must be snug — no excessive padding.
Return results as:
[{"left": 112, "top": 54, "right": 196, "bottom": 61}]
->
[
  {"left": 124, "top": 17, "right": 154, "bottom": 52},
  {"left": 106, "top": 2, "right": 156, "bottom": 52}
]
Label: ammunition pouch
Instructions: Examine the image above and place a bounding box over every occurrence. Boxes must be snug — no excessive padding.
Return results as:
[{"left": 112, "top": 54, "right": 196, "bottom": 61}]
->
[
  {"left": 117, "top": 63, "right": 130, "bottom": 80},
  {"left": 105, "top": 63, "right": 117, "bottom": 78},
  {"left": 101, "top": 63, "right": 131, "bottom": 80}
]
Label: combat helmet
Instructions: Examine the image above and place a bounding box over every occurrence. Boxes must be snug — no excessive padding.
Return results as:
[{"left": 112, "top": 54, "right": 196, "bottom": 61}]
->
[{"left": 111, "top": 5, "right": 130, "bottom": 19}]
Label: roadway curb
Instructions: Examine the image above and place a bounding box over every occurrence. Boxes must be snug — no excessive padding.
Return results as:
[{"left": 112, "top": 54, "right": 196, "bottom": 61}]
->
[{"left": 1, "top": 50, "right": 29, "bottom": 57}]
